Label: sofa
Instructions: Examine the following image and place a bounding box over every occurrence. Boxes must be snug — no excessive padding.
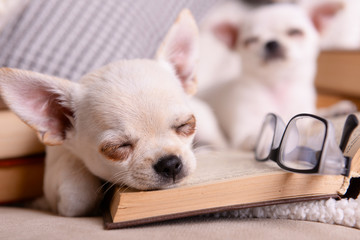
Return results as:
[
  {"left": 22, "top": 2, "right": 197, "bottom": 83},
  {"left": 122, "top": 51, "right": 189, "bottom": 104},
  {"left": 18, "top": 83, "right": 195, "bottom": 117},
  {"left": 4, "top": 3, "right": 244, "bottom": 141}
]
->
[
  {"left": 1, "top": 206, "right": 359, "bottom": 239},
  {"left": 0, "top": 0, "right": 359, "bottom": 238}
]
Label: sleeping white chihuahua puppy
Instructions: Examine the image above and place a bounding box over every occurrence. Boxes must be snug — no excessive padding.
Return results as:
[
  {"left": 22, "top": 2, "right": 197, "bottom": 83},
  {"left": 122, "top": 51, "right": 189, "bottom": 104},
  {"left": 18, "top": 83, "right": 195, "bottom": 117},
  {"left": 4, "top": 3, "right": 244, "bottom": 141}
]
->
[
  {"left": 202, "top": 3, "right": 351, "bottom": 150},
  {"left": 0, "top": 10, "right": 211, "bottom": 216}
]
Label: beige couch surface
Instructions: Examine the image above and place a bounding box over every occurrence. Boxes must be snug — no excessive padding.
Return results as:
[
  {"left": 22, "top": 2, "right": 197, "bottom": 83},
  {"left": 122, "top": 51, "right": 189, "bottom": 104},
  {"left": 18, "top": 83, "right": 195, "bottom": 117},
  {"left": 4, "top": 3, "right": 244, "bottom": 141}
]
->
[{"left": 1, "top": 207, "right": 359, "bottom": 239}]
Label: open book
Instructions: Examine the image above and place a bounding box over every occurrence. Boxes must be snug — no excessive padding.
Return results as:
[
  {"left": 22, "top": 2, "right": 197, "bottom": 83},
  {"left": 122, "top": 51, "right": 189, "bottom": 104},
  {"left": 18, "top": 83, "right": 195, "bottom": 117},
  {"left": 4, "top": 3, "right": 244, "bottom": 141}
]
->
[{"left": 104, "top": 114, "right": 360, "bottom": 229}]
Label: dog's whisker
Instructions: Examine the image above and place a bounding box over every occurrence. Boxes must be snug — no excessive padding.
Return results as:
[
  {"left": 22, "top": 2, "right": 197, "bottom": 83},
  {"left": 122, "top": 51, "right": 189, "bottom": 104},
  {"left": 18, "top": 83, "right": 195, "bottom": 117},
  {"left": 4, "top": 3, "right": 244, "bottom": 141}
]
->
[
  {"left": 193, "top": 144, "right": 216, "bottom": 153},
  {"left": 191, "top": 139, "right": 218, "bottom": 152},
  {"left": 119, "top": 185, "right": 131, "bottom": 194},
  {"left": 95, "top": 169, "right": 131, "bottom": 194},
  {"left": 97, "top": 179, "right": 115, "bottom": 194},
  {"left": 96, "top": 181, "right": 110, "bottom": 194},
  {"left": 103, "top": 182, "right": 119, "bottom": 196}
]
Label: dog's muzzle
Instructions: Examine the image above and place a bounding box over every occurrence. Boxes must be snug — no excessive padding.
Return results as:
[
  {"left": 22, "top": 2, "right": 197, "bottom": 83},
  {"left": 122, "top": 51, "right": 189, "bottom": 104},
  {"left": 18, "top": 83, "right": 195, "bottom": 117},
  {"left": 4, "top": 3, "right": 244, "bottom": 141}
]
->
[
  {"left": 153, "top": 155, "right": 183, "bottom": 183},
  {"left": 264, "top": 40, "right": 285, "bottom": 61}
]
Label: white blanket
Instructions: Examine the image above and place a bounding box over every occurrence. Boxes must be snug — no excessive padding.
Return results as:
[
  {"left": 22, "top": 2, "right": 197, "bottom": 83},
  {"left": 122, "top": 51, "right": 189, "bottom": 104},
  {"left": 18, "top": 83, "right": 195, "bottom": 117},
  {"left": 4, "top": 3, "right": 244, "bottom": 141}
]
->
[{"left": 212, "top": 197, "right": 360, "bottom": 229}]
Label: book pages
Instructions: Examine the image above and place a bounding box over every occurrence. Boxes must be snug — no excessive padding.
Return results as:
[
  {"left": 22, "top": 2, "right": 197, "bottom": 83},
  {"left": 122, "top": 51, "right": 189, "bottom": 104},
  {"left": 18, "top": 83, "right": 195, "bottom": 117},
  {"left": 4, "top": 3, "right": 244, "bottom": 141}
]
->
[
  {"left": 180, "top": 151, "right": 283, "bottom": 187},
  {"left": 344, "top": 124, "right": 360, "bottom": 158}
]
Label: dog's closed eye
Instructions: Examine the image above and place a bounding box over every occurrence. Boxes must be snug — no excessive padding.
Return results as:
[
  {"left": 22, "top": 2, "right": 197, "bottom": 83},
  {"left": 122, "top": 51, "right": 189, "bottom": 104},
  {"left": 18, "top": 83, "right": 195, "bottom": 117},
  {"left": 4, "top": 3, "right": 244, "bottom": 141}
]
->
[
  {"left": 243, "top": 37, "right": 259, "bottom": 48},
  {"left": 287, "top": 28, "right": 304, "bottom": 37},
  {"left": 174, "top": 115, "right": 196, "bottom": 137},
  {"left": 99, "top": 141, "right": 133, "bottom": 161}
]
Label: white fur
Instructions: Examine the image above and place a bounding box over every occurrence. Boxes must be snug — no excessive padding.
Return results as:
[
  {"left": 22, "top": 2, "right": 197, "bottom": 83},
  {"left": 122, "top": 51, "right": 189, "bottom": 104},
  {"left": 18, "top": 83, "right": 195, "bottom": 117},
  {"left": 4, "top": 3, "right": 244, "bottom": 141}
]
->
[
  {"left": 0, "top": 0, "right": 29, "bottom": 32},
  {"left": 299, "top": 0, "right": 360, "bottom": 50},
  {"left": 196, "top": 1, "right": 245, "bottom": 94},
  {"left": 189, "top": 97, "right": 228, "bottom": 150},
  {"left": 0, "top": 9, "right": 223, "bottom": 216},
  {"left": 202, "top": 4, "right": 321, "bottom": 150}
]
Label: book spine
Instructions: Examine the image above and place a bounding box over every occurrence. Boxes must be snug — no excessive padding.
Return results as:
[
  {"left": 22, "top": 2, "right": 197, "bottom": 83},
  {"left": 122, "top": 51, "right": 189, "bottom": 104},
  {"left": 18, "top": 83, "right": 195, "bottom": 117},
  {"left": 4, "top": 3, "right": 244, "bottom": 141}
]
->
[{"left": 0, "top": 154, "right": 45, "bottom": 167}]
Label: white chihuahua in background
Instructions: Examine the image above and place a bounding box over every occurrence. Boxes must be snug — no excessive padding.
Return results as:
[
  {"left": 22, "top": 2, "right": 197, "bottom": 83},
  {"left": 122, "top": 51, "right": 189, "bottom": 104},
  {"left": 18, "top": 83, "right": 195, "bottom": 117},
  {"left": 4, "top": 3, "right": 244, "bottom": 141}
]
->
[
  {"left": 197, "top": 0, "right": 360, "bottom": 96},
  {"left": 201, "top": 2, "right": 352, "bottom": 150},
  {"left": 0, "top": 10, "right": 219, "bottom": 217}
]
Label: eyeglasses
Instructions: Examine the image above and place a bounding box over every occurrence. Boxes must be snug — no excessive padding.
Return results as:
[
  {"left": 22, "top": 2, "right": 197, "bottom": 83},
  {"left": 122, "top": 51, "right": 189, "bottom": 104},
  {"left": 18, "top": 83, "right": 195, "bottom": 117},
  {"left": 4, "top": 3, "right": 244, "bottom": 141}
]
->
[{"left": 255, "top": 113, "right": 358, "bottom": 176}]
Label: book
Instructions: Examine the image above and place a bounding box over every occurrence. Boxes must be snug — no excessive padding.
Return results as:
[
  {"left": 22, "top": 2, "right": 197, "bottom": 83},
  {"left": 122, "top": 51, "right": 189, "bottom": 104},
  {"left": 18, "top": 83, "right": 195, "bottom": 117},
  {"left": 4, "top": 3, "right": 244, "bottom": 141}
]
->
[
  {"left": 0, "top": 96, "right": 7, "bottom": 110},
  {"left": 105, "top": 114, "right": 360, "bottom": 229},
  {"left": 0, "top": 110, "right": 45, "bottom": 159},
  {"left": 317, "top": 92, "right": 360, "bottom": 110},
  {"left": 0, "top": 154, "right": 44, "bottom": 204},
  {"left": 315, "top": 50, "right": 360, "bottom": 109}
]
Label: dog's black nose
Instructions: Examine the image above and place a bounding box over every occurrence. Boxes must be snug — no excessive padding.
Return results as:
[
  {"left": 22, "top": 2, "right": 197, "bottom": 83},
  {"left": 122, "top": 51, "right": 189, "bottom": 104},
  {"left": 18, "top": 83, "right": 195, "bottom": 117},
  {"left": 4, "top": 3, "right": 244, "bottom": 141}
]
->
[
  {"left": 153, "top": 155, "right": 183, "bottom": 181},
  {"left": 265, "top": 40, "right": 280, "bottom": 53}
]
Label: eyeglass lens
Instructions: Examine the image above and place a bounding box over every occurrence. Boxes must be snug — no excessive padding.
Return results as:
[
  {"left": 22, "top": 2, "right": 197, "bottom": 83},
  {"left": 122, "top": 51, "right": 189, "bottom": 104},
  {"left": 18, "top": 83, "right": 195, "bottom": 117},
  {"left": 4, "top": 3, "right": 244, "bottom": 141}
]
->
[{"left": 280, "top": 117, "right": 326, "bottom": 170}]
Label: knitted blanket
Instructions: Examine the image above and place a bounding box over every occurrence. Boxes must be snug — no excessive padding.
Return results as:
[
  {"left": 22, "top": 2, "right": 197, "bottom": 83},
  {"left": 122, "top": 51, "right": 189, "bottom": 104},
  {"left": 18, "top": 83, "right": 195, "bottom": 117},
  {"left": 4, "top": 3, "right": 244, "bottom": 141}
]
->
[{"left": 210, "top": 197, "right": 360, "bottom": 229}]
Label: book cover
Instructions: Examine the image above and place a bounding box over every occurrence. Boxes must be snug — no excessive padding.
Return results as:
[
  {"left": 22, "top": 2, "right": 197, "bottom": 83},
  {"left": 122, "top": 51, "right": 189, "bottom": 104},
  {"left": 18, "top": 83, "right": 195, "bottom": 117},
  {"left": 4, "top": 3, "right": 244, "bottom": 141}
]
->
[
  {"left": 0, "top": 110, "right": 45, "bottom": 159},
  {"left": 316, "top": 51, "right": 360, "bottom": 98},
  {"left": 0, "top": 96, "right": 7, "bottom": 110},
  {"left": 0, "top": 154, "right": 45, "bottom": 204}
]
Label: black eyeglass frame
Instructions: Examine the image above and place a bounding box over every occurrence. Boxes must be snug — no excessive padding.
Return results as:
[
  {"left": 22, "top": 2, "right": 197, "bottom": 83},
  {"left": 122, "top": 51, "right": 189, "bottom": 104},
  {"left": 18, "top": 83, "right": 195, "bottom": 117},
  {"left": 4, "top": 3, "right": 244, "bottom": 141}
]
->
[{"left": 255, "top": 113, "right": 355, "bottom": 176}]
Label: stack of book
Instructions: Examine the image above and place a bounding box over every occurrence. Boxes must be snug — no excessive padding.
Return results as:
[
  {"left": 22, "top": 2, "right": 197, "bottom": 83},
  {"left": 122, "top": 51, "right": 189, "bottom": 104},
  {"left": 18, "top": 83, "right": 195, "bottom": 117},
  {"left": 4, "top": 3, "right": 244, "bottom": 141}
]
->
[
  {"left": 316, "top": 51, "right": 360, "bottom": 109},
  {"left": 0, "top": 96, "right": 45, "bottom": 204}
]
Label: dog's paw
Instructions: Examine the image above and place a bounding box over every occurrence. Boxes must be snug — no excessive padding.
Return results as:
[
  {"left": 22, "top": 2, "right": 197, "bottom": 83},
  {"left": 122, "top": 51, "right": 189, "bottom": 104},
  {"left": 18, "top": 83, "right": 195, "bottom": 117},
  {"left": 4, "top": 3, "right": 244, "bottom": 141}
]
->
[
  {"left": 57, "top": 185, "right": 102, "bottom": 217},
  {"left": 56, "top": 172, "right": 102, "bottom": 217},
  {"left": 57, "top": 197, "right": 98, "bottom": 217},
  {"left": 317, "top": 100, "right": 357, "bottom": 118}
]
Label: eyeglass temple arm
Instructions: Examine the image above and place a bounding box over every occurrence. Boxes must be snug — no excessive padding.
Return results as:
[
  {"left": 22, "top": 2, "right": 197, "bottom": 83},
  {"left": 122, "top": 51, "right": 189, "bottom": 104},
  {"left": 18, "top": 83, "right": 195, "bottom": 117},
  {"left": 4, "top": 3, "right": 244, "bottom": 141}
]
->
[
  {"left": 339, "top": 114, "right": 359, "bottom": 152},
  {"left": 268, "top": 148, "right": 279, "bottom": 163}
]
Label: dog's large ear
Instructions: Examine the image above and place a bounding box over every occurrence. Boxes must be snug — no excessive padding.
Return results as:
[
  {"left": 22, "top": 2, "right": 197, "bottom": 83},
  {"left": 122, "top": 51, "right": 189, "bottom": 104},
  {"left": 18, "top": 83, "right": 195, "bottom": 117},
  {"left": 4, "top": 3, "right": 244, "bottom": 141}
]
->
[
  {"left": 0, "top": 68, "right": 79, "bottom": 145},
  {"left": 309, "top": 1, "right": 343, "bottom": 33},
  {"left": 156, "top": 9, "right": 199, "bottom": 95},
  {"left": 211, "top": 22, "right": 239, "bottom": 50},
  {"left": 200, "top": 2, "right": 244, "bottom": 50}
]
